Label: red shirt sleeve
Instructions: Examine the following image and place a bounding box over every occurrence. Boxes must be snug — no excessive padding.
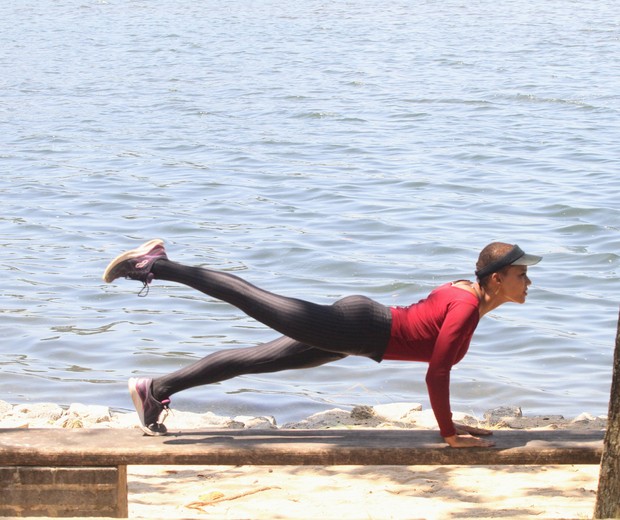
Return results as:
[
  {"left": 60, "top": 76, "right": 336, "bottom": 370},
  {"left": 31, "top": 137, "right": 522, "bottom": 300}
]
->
[{"left": 425, "top": 300, "right": 479, "bottom": 438}]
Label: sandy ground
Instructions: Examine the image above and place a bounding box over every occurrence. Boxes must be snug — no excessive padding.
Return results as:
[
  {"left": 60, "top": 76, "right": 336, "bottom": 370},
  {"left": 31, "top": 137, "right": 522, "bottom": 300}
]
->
[{"left": 127, "top": 463, "right": 599, "bottom": 519}]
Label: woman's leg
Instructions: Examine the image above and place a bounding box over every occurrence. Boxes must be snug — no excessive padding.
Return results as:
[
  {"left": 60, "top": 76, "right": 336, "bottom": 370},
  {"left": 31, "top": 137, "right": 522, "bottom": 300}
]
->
[
  {"left": 103, "top": 240, "right": 392, "bottom": 360},
  {"left": 151, "top": 259, "right": 392, "bottom": 360},
  {"left": 151, "top": 336, "right": 346, "bottom": 400},
  {"left": 130, "top": 336, "right": 346, "bottom": 435},
  {"left": 105, "top": 241, "right": 390, "bottom": 435}
]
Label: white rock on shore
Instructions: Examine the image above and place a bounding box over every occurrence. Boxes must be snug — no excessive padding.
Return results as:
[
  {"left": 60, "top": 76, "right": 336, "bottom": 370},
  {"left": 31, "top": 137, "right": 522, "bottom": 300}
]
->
[{"left": 0, "top": 400, "right": 607, "bottom": 431}]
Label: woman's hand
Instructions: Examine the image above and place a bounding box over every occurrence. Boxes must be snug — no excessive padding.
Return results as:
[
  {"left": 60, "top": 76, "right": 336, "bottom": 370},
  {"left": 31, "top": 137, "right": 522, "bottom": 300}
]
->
[
  {"left": 444, "top": 422, "right": 495, "bottom": 448},
  {"left": 444, "top": 432, "right": 496, "bottom": 448},
  {"left": 454, "top": 422, "right": 493, "bottom": 436}
]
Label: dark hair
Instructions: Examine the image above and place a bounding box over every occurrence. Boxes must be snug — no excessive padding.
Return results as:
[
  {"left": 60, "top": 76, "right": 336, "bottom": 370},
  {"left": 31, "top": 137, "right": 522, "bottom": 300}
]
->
[{"left": 475, "top": 242, "right": 515, "bottom": 285}]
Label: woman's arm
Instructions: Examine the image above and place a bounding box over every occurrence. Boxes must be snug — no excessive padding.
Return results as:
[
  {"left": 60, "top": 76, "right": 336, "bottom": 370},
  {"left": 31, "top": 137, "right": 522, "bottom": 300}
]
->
[{"left": 425, "top": 301, "right": 483, "bottom": 445}]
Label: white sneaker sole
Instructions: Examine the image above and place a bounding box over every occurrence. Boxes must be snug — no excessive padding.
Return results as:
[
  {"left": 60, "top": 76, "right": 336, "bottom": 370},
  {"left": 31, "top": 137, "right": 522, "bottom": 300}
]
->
[
  {"left": 128, "top": 377, "right": 167, "bottom": 436},
  {"left": 102, "top": 239, "right": 164, "bottom": 283}
]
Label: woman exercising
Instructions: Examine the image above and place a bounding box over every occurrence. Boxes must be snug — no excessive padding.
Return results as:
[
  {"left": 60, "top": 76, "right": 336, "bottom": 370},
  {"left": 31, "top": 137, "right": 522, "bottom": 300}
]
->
[{"left": 103, "top": 240, "right": 541, "bottom": 448}]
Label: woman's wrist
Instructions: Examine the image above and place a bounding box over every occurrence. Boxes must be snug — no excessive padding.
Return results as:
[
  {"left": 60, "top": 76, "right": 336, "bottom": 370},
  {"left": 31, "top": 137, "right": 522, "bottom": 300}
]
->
[
  {"left": 443, "top": 434, "right": 458, "bottom": 447},
  {"left": 441, "top": 427, "right": 457, "bottom": 440}
]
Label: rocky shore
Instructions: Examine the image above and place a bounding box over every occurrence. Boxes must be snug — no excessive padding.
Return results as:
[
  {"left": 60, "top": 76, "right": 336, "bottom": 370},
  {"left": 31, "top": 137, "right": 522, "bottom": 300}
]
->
[{"left": 0, "top": 399, "right": 607, "bottom": 432}]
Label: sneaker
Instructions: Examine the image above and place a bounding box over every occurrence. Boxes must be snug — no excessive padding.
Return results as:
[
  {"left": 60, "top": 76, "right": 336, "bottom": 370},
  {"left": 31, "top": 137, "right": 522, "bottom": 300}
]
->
[
  {"left": 128, "top": 377, "right": 171, "bottom": 436},
  {"left": 103, "top": 239, "right": 167, "bottom": 285}
]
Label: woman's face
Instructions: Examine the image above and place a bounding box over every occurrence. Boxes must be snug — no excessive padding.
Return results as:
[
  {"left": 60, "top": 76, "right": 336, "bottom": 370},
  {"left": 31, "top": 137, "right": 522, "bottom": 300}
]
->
[{"left": 495, "top": 265, "right": 532, "bottom": 304}]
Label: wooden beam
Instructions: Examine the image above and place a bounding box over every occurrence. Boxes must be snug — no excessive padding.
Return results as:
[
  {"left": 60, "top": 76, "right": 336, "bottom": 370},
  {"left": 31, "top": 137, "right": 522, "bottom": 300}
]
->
[{"left": 0, "top": 428, "right": 603, "bottom": 467}]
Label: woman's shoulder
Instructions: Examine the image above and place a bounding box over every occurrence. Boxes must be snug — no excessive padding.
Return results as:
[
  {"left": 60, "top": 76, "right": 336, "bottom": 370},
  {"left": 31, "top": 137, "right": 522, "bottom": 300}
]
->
[{"left": 431, "top": 281, "right": 480, "bottom": 305}]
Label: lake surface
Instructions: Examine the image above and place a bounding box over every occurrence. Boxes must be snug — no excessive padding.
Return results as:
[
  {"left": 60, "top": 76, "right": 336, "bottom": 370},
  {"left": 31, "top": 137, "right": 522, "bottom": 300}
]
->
[{"left": 1, "top": 0, "right": 619, "bottom": 424}]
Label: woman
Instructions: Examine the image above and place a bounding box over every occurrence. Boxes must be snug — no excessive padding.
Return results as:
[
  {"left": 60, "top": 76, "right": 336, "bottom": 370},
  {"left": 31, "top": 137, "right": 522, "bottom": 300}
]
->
[{"left": 103, "top": 240, "right": 541, "bottom": 448}]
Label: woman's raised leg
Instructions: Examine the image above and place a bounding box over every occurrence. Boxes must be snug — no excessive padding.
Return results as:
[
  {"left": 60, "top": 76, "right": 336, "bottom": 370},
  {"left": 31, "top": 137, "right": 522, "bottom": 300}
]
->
[{"left": 152, "top": 259, "right": 391, "bottom": 359}]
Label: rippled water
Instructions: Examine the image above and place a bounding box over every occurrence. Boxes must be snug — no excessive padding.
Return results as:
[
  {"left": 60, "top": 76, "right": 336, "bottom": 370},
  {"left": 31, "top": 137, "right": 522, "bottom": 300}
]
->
[{"left": 1, "top": 0, "right": 619, "bottom": 423}]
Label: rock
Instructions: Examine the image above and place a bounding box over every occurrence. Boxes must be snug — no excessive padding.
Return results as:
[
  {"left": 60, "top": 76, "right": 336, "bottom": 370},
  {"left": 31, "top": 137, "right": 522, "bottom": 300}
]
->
[
  {"left": 0, "top": 400, "right": 13, "bottom": 418},
  {"left": 163, "top": 410, "right": 245, "bottom": 430},
  {"left": 534, "top": 415, "right": 565, "bottom": 422},
  {"left": 113, "top": 412, "right": 142, "bottom": 429},
  {"left": 405, "top": 409, "right": 439, "bottom": 429},
  {"left": 571, "top": 413, "right": 607, "bottom": 430},
  {"left": 13, "top": 403, "right": 65, "bottom": 423},
  {"left": 452, "top": 412, "right": 480, "bottom": 426},
  {"left": 0, "top": 400, "right": 605, "bottom": 433},
  {"left": 397, "top": 409, "right": 478, "bottom": 430},
  {"left": 284, "top": 408, "right": 352, "bottom": 429},
  {"left": 484, "top": 406, "right": 523, "bottom": 425},
  {"left": 373, "top": 403, "right": 423, "bottom": 423},
  {"left": 201, "top": 412, "right": 245, "bottom": 429},
  {"left": 350, "top": 405, "right": 375, "bottom": 421},
  {"left": 572, "top": 412, "right": 596, "bottom": 423},
  {"left": 61, "top": 418, "right": 85, "bottom": 429},
  {"left": 492, "top": 415, "right": 568, "bottom": 430},
  {"left": 67, "top": 403, "right": 111, "bottom": 424},
  {"left": 234, "top": 416, "right": 277, "bottom": 429}
]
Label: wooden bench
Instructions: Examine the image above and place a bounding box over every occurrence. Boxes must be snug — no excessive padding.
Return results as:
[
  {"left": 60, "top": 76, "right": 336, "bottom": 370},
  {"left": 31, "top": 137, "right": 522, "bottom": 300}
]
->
[{"left": 0, "top": 427, "right": 604, "bottom": 518}]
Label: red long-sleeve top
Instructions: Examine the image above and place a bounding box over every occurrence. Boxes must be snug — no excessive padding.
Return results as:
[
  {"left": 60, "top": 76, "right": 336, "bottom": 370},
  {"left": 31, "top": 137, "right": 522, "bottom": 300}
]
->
[{"left": 383, "top": 283, "right": 480, "bottom": 438}]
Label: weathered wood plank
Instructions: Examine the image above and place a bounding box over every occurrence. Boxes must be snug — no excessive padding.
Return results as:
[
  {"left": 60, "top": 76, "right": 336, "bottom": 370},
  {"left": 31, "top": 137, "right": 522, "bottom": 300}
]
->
[{"left": 0, "top": 428, "right": 603, "bottom": 466}]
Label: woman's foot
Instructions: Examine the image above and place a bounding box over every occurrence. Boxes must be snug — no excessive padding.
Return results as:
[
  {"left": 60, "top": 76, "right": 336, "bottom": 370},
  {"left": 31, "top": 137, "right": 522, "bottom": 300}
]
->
[
  {"left": 103, "top": 239, "right": 167, "bottom": 285},
  {"left": 128, "top": 377, "right": 171, "bottom": 436}
]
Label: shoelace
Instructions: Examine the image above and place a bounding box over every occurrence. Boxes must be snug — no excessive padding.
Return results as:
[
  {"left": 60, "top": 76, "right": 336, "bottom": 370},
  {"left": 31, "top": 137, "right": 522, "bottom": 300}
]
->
[
  {"left": 137, "top": 282, "right": 150, "bottom": 297},
  {"left": 158, "top": 399, "right": 172, "bottom": 424},
  {"left": 134, "top": 272, "right": 155, "bottom": 297}
]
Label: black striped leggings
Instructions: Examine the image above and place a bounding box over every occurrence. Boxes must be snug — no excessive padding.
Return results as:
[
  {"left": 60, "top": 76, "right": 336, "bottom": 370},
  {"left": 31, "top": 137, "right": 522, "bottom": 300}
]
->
[{"left": 149, "top": 259, "right": 392, "bottom": 400}]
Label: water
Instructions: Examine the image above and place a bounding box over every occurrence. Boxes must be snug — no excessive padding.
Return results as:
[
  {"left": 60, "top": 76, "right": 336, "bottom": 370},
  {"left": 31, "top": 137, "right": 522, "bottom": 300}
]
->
[{"left": 1, "top": 0, "right": 619, "bottom": 424}]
